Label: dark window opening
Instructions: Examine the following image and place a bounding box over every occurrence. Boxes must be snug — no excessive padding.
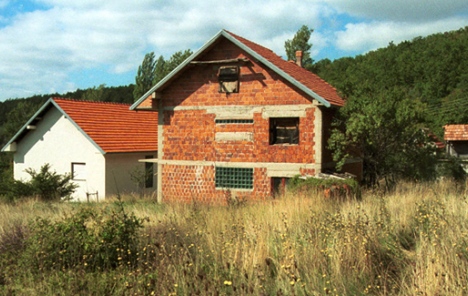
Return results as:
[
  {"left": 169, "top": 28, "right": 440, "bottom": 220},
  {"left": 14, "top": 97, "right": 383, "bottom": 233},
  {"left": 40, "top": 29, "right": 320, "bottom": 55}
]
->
[
  {"left": 215, "top": 167, "right": 253, "bottom": 189},
  {"left": 270, "top": 117, "right": 299, "bottom": 145},
  {"left": 218, "top": 66, "right": 239, "bottom": 93},
  {"left": 145, "top": 155, "right": 154, "bottom": 188}
]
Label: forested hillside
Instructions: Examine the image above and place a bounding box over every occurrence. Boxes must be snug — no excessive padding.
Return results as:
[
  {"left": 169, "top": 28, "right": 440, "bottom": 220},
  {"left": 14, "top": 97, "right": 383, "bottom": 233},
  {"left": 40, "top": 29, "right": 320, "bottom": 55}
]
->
[
  {"left": 313, "top": 26, "right": 468, "bottom": 186},
  {"left": 314, "top": 26, "right": 468, "bottom": 138}
]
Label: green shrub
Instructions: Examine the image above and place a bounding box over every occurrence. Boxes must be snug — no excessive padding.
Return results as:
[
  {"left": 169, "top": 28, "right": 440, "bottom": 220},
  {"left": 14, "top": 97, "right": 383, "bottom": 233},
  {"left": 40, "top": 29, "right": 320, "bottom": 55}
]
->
[
  {"left": 20, "top": 202, "right": 146, "bottom": 272},
  {"left": 11, "top": 163, "right": 77, "bottom": 201},
  {"left": 436, "top": 156, "right": 467, "bottom": 182},
  {"left": 287, "top": 175, "right": 360, "bottom": 199}
]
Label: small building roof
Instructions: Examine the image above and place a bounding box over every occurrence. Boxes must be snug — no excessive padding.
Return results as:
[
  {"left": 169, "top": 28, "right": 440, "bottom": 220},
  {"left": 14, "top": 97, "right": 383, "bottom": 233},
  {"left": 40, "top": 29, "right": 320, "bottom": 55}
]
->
[
  {"left": 444, "top": 124, "right": 468, "bottom": 141},
  {"left": 2, "top": 98, "right": 158, "bottom": 154},
  {"left": 131, "top": 29, "right": 345, "bottom": 110}
]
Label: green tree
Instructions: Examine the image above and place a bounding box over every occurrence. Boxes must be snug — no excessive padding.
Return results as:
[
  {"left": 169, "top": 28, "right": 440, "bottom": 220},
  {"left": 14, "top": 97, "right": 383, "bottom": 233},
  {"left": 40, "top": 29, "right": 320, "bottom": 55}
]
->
[
  {"left": 15, "top": 163, "right": 77, "bottom": 201},
  {"left": 153, "top": 55, "right": 166, "bottom": 86},
  {"left": 162, "top": 50, "right": 192, "bottom": 77},
  {"left": 285, "top": 25, "right": 314, "bottom": 69},
  {"left": 133, "top": 52, "right": 157, "bottom": 101},
  {"left": 133, "top": 50, "right": 193, "bottom": 101},
  {"left": 153, "top": 49, "right": 193, "bottom": 85},
  {"left": 81, "top": 84, "right": 106, "bottom": 101},
  {"left": 328, "top": 87, "right": 437, "bottom": 190}
]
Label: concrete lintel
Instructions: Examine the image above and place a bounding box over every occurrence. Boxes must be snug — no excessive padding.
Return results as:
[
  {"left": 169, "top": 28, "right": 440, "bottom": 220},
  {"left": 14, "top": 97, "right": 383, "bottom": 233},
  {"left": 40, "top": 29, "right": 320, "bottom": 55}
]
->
[
  {"left": 267, "top": 171, "right": 304, "bottom": 177},
  {"left": 138, "top": 158, "right": 158, "bottom": 163},
  {"left": 156, "top": 159, "right": 318, "bottom": 171},
  {"left": 215, "top": 132, "right": 253, "bottom": 142},
  {"left": 261, "top": 105, "right": 312, "bottom": 119},
  {"left": 167, "top": 104, "right": 315, "bottom": 120}
]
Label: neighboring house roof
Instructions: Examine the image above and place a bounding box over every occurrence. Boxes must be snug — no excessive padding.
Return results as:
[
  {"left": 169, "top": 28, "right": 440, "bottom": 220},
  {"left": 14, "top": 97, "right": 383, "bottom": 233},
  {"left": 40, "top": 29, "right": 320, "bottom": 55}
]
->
[
  {"left": 131, "top": 29, "right": 345, "bottom": 110},
  {"left": 444, "top": 124, "right": 468, "bottom": 141},
  {"left": 2, "top": 98, "right": 158, "bottom": 154}
]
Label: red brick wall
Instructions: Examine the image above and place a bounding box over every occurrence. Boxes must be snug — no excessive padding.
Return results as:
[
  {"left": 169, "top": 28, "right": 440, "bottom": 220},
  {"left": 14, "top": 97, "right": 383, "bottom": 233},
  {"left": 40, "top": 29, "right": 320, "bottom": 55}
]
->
[
  {"left": 162, "top": 110, "right": 315, "bottom": 164},
  {"left": 161, "top": 164, "right": 270, "bottom": 204},
  {"left": 159, "top": 37, "right": 320, "bottom": 203}
]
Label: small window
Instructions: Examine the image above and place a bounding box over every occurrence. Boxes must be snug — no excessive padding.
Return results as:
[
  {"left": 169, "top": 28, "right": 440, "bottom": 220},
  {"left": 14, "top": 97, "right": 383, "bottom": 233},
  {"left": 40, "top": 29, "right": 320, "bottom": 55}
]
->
[
  {"left": 145, "top": 156, "right": 154, "bottom": 188},
  {"left": 215, "top": 119, "right": 253, "bottom": 124},
  {"left": 270, "top": 118, "right": 299, "bottom": 145},
  {"left": 72, "top": 163, "right": 86, "bottom": 181},
  {"left": 218, "top": 66, "right": 239, "bottom": 93},
  {"left": 215, "top": 167, "right": 253, "bottom": 189}
]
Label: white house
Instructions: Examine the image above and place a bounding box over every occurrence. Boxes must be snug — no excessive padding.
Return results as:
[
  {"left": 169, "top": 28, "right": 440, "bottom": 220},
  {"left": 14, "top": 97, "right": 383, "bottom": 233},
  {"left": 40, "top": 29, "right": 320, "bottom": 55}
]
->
[{"left": 1, "top": 98, "right": 158, "bottom": 201}]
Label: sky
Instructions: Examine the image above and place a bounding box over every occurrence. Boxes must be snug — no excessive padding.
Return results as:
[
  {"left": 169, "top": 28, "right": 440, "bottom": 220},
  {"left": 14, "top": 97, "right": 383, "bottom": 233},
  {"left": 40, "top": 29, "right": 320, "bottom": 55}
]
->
[{"left": 0, "top": 0, "right": 467, "bottom": 102}]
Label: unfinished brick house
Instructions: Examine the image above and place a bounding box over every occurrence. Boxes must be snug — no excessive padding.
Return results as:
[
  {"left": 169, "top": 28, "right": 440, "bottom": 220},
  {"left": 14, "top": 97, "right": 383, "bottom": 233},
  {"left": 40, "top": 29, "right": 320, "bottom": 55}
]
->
[{"left": 131, "top": 30, "right": 361, "bottom": 203}]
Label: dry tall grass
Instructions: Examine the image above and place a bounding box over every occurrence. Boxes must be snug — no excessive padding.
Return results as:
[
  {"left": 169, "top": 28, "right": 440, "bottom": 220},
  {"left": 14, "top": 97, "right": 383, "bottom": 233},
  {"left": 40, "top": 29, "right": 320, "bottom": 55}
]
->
[{"left": 1, "top": 180, "right": 467, "bottom": 295}]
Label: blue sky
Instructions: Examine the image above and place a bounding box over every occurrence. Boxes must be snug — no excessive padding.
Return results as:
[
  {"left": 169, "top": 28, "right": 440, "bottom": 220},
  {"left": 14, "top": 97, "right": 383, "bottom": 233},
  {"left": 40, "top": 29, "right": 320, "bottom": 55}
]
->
[{"left": 0, "top": 0, "right": 467, "bottom": 101}]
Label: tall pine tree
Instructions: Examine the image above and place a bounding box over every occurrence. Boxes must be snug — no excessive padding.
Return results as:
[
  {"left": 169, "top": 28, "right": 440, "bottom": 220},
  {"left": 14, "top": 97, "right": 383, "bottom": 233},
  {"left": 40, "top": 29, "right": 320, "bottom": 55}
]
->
[
  {"left": 133, "top": 50, "right": 193, "bottom": 101},
  {"left": 284, "top": 25, "right": 314, "bottom": 70},
  {"left": 133, "top": 52, "right": 156, "bottom": 101}
]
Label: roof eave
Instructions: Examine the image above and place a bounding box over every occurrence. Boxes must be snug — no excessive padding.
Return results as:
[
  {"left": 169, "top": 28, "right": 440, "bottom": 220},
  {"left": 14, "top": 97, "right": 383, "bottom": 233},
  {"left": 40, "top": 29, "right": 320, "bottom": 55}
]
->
[{"left": 1, "top": 98, "right": 55, "bottom": 152}]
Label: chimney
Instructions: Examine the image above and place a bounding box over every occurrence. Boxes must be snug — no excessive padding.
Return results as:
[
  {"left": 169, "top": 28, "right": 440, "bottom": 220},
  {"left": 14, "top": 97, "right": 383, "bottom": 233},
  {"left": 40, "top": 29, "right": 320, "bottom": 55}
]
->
[{"left": 295, "top": 50, "right": 303, "bottom": 67}]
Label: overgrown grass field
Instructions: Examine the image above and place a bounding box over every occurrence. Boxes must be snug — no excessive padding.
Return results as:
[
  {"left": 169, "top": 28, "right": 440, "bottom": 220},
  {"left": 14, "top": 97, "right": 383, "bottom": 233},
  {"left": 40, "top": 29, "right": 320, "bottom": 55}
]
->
[{"left": 1, "top": 181, "right": 468, "bottom": 295}]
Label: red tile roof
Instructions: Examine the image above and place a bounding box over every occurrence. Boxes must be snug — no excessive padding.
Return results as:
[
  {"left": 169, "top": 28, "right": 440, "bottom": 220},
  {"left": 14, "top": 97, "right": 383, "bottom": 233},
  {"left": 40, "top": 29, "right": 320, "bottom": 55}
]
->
[
  {"left": 53, "top": 98, "right": 157, "bottom": 153},
  {"left": 226, "top": 31, "right": 345, "bottom": 107},
  {"left": 444, "top": 124, "right": 468, "bottom": 141}
]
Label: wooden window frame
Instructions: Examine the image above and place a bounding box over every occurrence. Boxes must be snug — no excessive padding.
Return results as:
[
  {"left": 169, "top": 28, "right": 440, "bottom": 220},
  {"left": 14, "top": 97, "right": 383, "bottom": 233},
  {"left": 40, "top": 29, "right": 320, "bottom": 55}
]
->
[{"left": 269, "top": 117, "right": 300, "bottom": 145}]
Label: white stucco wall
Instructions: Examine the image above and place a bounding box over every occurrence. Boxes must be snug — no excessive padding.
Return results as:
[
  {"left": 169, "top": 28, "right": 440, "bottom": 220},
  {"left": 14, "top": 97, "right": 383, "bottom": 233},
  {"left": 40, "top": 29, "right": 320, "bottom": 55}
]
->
[
  {"left": 13, "top": 107, "right": 105, "bottom": 201},
  {"left": 105, "top": 152, "right": 157, "bottom": 197}
]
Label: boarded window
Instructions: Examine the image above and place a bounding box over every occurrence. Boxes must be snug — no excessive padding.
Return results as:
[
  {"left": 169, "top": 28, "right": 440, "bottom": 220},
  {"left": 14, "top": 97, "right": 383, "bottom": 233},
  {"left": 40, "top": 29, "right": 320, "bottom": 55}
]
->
[
  {"left": 218, "top": 66, "right": 239, "bottom": 93},
  {"left": 215, "top": 167, "right": 253, "bottom": 189},
  {"left": 270, "top": 118, "right": 299, "bottom": 145},
  {"left": 72, "top": 163, "right": 86, "bottom": 181},
  {"left": 145, "top": 156, "right": 154, "bottom": 188}
]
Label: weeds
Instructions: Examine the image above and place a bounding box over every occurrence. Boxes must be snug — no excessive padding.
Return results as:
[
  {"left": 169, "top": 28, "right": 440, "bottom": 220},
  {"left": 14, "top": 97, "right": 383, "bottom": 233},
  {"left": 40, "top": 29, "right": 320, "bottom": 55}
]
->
[{"left": 1, "top": 181, "right": 468, "bottom": 295}]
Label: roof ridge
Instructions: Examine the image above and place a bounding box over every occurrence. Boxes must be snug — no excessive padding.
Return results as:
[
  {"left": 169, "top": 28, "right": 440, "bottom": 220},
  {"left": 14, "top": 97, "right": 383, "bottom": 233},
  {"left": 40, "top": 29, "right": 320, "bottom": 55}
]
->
[{"left": 52, "top": 97, "right": 131, "bottom": 106}]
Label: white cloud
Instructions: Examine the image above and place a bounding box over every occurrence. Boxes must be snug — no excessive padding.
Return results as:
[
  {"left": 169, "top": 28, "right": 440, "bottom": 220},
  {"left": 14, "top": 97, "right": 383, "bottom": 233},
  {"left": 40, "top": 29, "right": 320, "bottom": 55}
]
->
[
  {"left": 0, "top": 0, "right": 467, "bottom": 100},
  {"left": 334, "top": 17, "right": 468, "bottom": 54},
  {"left": 0, "top": 0, "right": 331, "bottom": 100}
]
